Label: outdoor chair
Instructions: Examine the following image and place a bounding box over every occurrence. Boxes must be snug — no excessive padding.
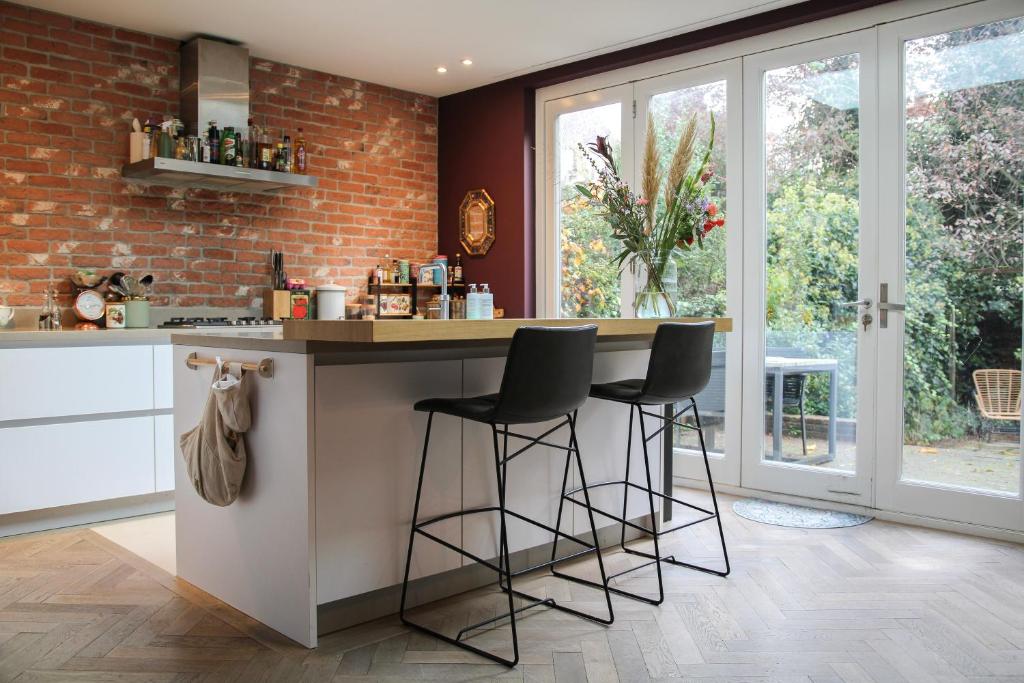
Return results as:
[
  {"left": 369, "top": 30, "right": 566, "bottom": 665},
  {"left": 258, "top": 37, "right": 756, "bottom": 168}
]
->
[{"left": 973, "top": 369, "right": 1021, "bottom": 440}]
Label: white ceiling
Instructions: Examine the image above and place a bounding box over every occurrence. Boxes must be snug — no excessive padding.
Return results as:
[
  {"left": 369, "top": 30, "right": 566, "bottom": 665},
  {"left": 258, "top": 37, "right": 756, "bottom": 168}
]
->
[{"left": 15, "top": 0, "right": 799, "bottom": 97}]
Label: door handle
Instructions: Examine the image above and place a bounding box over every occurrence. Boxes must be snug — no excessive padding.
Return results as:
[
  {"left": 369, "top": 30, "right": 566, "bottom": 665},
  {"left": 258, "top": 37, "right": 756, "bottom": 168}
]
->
[
  {"left": 837, "top": 298, "right": 872, "bottom": 308},
  {"left": 879, "top": 283, "right": 905, "bottom": 328}
]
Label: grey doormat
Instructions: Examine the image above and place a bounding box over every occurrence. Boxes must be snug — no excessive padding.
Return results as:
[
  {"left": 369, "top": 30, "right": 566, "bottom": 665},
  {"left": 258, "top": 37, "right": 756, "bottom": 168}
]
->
[{"left": 733, "top": 498, "right": 873, "bottom": 528}]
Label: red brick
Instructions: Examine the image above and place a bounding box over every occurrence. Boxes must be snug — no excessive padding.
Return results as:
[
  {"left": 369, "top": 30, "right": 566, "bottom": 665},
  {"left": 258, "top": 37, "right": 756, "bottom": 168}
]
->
[{"left": 0, "top": 3, "right": 437, "bottom": 308}]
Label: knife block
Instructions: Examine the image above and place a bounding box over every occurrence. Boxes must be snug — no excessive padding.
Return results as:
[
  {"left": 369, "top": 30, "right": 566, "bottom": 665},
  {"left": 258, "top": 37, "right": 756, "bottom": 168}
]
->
[{"left": 264, "top": 289, "right": 294, "bottom": 320}]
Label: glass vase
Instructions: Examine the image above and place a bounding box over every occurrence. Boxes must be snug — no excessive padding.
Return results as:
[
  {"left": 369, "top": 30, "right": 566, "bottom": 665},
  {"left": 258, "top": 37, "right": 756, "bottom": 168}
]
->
[{"left": 633, "top": 257, "right": 677, "bottom": 318}]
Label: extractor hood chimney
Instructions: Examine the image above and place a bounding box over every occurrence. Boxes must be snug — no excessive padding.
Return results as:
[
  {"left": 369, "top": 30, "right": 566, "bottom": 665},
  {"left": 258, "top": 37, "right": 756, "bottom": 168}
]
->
[{"left": 179, "top": 37, "right": 249, "bottom": 136}]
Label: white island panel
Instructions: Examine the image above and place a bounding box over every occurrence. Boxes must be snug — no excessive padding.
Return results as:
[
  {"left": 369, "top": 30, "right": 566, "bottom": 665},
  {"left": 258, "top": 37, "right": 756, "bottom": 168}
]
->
[
  {"left": 173, "top": 345, "right": 317, "bottom": 648},
  {"left": 314, "top": 360, "right": 462, "bottom": 604}
]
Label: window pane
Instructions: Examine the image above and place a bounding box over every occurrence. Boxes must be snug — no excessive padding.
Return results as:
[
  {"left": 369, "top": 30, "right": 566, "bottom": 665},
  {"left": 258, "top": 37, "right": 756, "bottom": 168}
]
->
[
  {"left": 763, "top": 54, "right": 861, "bottom": 472},
  {"left": 648, "top": 81, "right": 728, "bottom": 457},
  {"left": 901, "top": 17, "right": 1024, "bottom": 494},
  {"left": 556, "top": 103, "right": 622, "bottom": 318}
]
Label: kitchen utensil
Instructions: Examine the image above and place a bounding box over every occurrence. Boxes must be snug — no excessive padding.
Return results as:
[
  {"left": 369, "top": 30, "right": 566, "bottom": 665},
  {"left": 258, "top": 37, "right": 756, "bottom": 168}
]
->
[
  {"left": 109, "top": 272, "right": 125, "bottom": 289},
  {"left": 139, "top": 274, "right": 154, "bottom": 288}
]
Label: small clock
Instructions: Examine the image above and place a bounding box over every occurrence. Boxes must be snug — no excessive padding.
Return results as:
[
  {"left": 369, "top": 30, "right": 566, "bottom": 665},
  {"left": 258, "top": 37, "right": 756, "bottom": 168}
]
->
[{"left": 73, "top": 288, "right": 105, "bottom": 321}]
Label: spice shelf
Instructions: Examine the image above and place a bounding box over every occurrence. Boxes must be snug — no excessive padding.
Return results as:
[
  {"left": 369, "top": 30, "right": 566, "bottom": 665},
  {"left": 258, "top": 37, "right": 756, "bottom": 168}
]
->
[{"left": 121, "top": 157, "right": 318, "bottom": 194}]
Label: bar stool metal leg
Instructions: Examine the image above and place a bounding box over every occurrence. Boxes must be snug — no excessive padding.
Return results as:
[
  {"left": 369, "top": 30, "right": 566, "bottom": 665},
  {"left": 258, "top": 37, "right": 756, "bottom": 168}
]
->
[
  {"left": 402, "top": 411, "right": 614, "bottom": 668},
  {"left": 553, "top": 399, "right": 730, "bottom": 605}
]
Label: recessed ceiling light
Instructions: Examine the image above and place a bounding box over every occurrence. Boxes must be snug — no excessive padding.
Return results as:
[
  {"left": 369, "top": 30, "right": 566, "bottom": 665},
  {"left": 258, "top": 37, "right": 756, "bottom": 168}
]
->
[
  {"left": 436, "top": 66, "right": 447, "bottom": 74},
  {"left": 461, "top": 59, "right": 473, "bottom": 66}
]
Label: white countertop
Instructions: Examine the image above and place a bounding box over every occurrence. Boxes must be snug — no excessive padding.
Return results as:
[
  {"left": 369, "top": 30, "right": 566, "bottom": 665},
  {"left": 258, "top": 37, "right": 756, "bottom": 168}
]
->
[{"left": 0, "top": 326, "right": 282, "bottom": 348}]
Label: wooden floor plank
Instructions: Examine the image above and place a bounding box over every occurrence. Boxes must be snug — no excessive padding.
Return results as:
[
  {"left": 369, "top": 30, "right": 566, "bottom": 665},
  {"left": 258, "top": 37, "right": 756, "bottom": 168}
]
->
[{"left": 0, "top": 492, "right": 1020, "bottom": 681}]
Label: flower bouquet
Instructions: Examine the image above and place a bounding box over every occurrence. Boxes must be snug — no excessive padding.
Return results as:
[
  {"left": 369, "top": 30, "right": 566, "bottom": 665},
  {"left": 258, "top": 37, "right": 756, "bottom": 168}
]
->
[{"left": 576, "top": 113, "right": 724, "bottom": 317}]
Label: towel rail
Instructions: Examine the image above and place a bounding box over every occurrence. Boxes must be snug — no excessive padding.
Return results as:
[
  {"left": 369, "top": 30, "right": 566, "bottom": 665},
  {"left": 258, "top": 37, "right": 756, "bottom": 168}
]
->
[{"left": 185, "top": 351, "right": 274, "bottom": 378}]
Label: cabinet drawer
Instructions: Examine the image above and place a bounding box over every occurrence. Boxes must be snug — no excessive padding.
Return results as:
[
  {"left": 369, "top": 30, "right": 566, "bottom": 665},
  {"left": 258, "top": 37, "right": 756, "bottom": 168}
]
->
[
  {"left": 0, "top": 416, "right": 156, "bottom": 515},
  {"left": 0, "top": 346, "right": 154, "bottom": 421}
]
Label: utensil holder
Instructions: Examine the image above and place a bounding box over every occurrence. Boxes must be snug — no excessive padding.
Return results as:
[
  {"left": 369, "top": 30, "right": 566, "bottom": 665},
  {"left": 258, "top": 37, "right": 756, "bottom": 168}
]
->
[{"left": 125, "top": 299, "right": 150, "bottom": 328}]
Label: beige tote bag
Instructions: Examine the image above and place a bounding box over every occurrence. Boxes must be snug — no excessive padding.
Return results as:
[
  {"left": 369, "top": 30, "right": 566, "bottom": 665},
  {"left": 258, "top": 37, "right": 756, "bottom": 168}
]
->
[{"left": 179, "top": 362, "right": 252, "bottom": 506}]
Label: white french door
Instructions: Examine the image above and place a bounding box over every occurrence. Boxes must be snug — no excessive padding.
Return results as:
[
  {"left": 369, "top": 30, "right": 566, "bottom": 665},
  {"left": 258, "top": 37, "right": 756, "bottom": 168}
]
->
[
  {"left": 740, "top": 30, "right": 879, "bottom": 507},
  {"left": 876, "top": 1, "right": 1024, "bottom": 531},
  {"left": 538, "top": 0, "right": 1024, "bottom": 533}
]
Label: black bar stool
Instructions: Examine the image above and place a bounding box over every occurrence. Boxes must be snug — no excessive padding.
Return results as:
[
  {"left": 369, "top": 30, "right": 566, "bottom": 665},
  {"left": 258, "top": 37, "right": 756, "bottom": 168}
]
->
[
  {"left": 553, "top": 321, "right": 730, "bottom": 606},
  {"left": 399, "top": 325, "right": 614, "bottom": 667}
]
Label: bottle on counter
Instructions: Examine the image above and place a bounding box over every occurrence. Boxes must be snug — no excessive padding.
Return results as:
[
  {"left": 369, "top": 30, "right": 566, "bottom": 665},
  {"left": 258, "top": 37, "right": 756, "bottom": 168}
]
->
[
  {"left": 466, "top": 284, "right": 480, "bottom": 320},
  {"left": 208, "top": 121, "right": 220, "bottom": 164},
  {"left": 480, "top": 284, "right": 494, "bottom": 319},
  {"left": 235, "top": 130, "right": 244, "bottom": 167},
  {"left": 295, "top": 128, "right": 307, "bottom": 174}
]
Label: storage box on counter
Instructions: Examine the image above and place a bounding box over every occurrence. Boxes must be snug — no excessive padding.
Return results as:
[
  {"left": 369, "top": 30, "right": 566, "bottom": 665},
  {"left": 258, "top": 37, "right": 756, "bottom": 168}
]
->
[{"left": 263, "top": 288, "right": 310, "bottom": 320}]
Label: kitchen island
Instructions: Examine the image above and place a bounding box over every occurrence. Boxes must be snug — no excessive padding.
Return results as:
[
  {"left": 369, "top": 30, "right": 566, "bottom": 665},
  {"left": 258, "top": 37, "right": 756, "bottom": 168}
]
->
[{"left": 171, "top": 317, "right": 731, "bottom": 647}]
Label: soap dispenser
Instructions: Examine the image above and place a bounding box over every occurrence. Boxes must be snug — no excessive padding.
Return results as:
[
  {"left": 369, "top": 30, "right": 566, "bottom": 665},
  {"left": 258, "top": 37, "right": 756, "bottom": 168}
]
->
[
  {"left": 466, "top": 284, "right": 479, "bottom": 320},
  {"left": 479, "top": 284, "right": 493, "bottom": 320}
]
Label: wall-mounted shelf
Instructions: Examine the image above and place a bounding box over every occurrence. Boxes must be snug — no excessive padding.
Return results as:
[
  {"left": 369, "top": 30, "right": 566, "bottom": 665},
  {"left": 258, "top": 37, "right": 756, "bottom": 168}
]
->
[{"left": 121, "top": 157, "right": 318, "bottom": 194}]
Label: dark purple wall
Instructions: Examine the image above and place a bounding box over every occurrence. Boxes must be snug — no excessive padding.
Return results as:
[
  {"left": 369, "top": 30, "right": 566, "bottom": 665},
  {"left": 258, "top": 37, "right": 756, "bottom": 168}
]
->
[
  {"left": 437, "top": 0, "right": 894, "bottom": 318},
  {"left": 438, "top": 83, "right": 534, "bottom": 318}
]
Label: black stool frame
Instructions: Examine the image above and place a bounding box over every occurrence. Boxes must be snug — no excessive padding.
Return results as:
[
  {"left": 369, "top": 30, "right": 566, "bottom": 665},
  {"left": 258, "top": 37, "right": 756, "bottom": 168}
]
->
[
  {"left": 552, "top": 397, "right": 730, "bottom": 606},
  {"left": 399, "top": 410, "right": 614, "bottom": 668}
]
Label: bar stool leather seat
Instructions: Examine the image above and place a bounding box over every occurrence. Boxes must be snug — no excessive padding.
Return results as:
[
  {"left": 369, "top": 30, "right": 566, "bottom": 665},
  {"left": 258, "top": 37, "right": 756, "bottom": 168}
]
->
[
  {"left": 413, "top": 394, "right": 498, "bottom": 421},
  {"left": 590, "top": 379, "right": 682, "bottom": 405}
]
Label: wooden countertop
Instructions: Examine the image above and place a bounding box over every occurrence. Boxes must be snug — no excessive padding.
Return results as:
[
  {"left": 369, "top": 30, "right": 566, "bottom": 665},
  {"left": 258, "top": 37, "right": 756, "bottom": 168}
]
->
[{"left": 283, "top": 317, "right": 731, "bottom": 344}]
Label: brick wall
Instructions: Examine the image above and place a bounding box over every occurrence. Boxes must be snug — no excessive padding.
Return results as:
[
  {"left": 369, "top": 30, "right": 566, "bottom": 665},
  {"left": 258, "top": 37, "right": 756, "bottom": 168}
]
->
[{"left": 0, "top": 2, "right": 437, "bottom": 308}]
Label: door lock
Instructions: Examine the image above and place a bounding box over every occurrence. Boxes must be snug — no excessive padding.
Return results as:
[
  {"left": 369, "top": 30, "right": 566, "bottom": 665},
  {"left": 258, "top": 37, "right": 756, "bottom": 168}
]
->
[
  {"left": 862, "top": 313, "right": 873, "bottom": 331},
  {"left": 878, "top": 283, "right": 905, "bottom": 328}
]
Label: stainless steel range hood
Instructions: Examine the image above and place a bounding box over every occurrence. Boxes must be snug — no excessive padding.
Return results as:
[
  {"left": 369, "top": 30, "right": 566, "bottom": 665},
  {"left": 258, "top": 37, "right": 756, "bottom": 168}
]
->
[
  {"left": 122, "top": 37, "right": 317, "bottom": 193},
  {"left": 180, "top": 38, "right": 249, "bottom": 136}
]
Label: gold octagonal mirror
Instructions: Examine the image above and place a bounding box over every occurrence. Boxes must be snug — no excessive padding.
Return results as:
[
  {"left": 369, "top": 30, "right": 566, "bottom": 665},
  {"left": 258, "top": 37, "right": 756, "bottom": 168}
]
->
[{"left": 459, "top": 189, "right": 495, "bottom": 256}]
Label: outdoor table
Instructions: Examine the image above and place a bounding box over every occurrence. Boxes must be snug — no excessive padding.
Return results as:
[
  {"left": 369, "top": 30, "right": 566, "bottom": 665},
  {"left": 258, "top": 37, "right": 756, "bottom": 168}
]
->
[{"left": 765, "top": 356, "right": 839, "bottom": 463}]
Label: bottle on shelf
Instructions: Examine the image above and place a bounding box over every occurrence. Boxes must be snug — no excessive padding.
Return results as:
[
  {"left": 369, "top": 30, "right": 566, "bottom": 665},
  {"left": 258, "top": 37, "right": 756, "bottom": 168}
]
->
[
  {"left": 200, "top": 132, "right": 211, "bottom": 162},
  {"left": 295, "top": 128, "right": 307, "bottom": 174},
  {"left": 234, "top": 130, "right": 244, "bottom": 167},
  {"left": 259, "top": 127, "right": 272, "bottom": 170},
  {"left": 208, "top": 121, "right": 220, "bottom": 164},
  {"left": 391, "top": 259, "right": 400, "bottom": 284},
  {"left": 221, "top": 126, "right": 236, "bottom": 165},
  {"left": 452, "top": 253, "right": 464, "bottom": 285},
  {"left": 247, "top": 118, "right": 259, "bottom": 168},
  {"left": 375, "top": 262, "right": 384, "bottom": 285},
  {"left": 282, "top": 131, "right": 293, "bottom": 173},
  {"left": 275, "top": 143, "right": 285, "bottom": 171}
]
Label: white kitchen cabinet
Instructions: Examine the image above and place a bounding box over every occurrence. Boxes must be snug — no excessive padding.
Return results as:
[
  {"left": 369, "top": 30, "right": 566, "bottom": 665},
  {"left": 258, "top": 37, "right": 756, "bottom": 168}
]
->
[
  {"left": 155, "top": 413, "right": 175, "bottom": 492},
  {"left": 153, "top": 344, "right": 174, "bottom": 410},
  {"left": 0, "top": 416, "right": 156, "bottom": 515},
  {"left": 0, "top": 345, "right": 154, "bottom": 421}
]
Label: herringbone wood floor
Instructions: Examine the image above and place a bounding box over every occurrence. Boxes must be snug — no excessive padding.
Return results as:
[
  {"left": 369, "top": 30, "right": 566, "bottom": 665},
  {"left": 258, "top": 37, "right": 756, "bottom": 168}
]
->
[{"left": 2, "top": 491, "right": 1024, "bottom": 682}]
